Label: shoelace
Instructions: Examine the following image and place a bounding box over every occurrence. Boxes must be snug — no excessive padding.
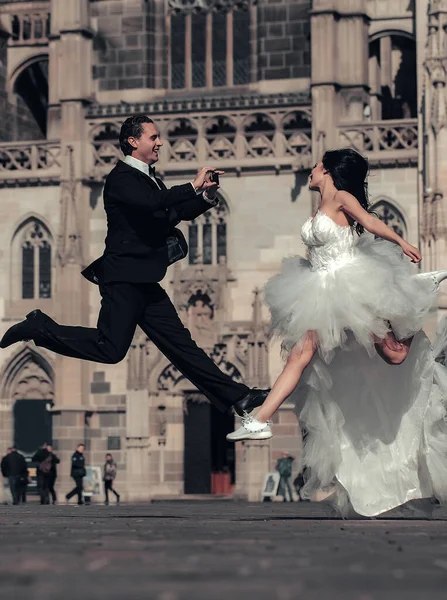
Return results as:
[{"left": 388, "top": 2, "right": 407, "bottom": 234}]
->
[{"left": 241, "top": 415, "right": 272, "bottom": 428}]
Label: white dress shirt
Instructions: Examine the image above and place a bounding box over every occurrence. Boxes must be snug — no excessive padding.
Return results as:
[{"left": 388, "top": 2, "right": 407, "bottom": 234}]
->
[{"left": 123, "top": 155, "right": 216, "bottom": 204}]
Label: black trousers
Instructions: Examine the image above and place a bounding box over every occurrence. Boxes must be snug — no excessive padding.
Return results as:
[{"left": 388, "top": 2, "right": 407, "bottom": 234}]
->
[
  {"left": 66, "top": 476, "right": 83, "bottom": 504},
  {"left": 35, "top": 283, "right": 248, "bottom": 412},
  {"left": 104, "top": 479, "right": 119, "bottom": 503},
  {"left": 8, "top": 476, "right": 22, "bottom": 505},
  {"left": 37, "top": 473, "right": 50, "bottom": 504},
  {"left": 48, "top": 474, "right": 57, "bottom": 503}
]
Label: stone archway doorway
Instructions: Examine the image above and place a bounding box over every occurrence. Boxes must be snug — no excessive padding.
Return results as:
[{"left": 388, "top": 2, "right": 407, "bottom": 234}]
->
[
  {"left": 14, "top": 398, "right": 52, "bottom": 456},
  {"left": 1, "top": 347, "right": 54, "bottom": 458},
  {"left": 183, "top": 392, "right": 235, "bottom": 495}
]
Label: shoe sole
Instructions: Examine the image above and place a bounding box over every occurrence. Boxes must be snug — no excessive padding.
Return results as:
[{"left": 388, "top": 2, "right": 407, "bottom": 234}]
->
[{"left": 226, "top": 431, "right": 273, "bottom": 442}]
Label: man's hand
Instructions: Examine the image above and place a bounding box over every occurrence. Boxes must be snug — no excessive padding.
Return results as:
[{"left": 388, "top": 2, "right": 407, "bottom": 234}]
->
[{"left": 192, "top": 167, "right": 224, "bottom": 194}]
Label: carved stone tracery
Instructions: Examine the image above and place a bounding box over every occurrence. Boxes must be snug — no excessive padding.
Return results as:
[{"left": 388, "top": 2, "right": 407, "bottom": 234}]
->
[{"left": 167, "top": 0, "right": 255, "bottom": 14}]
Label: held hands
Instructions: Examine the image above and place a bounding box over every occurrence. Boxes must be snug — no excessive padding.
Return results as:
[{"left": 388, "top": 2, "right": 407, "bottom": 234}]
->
[
  {"left": 193, "top": 166, "right": 224, "bottom": 198},
  {"left": 400, "top": 240, "right": 422, "bottom": 263}
]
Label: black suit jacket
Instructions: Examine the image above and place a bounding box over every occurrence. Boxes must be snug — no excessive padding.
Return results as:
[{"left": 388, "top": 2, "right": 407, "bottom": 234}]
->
[{"left": 82, "top": 160, "right": 215, "bottom": 284}]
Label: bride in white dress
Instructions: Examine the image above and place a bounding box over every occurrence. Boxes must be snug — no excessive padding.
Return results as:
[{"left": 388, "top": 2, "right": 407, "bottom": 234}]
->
[{"left": 227, "top": 148, "right": 447, "bottom": 517}]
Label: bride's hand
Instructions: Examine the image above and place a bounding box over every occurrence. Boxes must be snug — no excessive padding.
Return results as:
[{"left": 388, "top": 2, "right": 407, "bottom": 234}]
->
[{"left": 400, "top": 241, "right": 422, "bottom": 263}]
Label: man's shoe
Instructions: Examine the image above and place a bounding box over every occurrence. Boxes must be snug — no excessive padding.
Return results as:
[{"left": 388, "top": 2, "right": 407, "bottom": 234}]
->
[
  {"left": 232, "top": 388, "right": 270, "bottom": 417},
  {"left": 0, "top": 310, "right": 46, "bottom": 348},
  {"left": 226, "top": 415, "right": 273, "bottom": 442}
]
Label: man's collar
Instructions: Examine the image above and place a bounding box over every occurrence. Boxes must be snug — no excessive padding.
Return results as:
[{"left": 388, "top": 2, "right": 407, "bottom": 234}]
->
[{"left": 123, "top": 155, "right": 156, "bottom": 177}]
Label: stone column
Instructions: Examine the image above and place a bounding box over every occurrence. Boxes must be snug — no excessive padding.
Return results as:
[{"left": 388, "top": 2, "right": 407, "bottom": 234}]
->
[
  {"left": 126, "top": 389, "right": 151, "bottom": 501},
  {"left": 421, "top": 0, "right": 447, "bottom": 315},
  {"left": 49, "top": 0, "right": 94, "bottom": 489},
  {"left": 310, "top": 0, "right": 339, "bottom": 174},
  {"left": 336, "top": 0, "right": 370, "bottom": 122},
  {"left": 233, "top": 440, "right": 271, "bottom": 502}
]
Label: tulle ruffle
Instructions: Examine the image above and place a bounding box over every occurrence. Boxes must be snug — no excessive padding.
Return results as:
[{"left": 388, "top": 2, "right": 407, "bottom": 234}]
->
[
  {"left": 265, "top": 234, "right": 436, "bottom": 362},
  {"left": 290, "top": 323, "right": 447, "bottom": 517}
]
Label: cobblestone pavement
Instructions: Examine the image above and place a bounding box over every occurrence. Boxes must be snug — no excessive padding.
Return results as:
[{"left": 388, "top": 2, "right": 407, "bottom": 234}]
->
[{"left": 0, "top": 500, "right": 446, "bottom": 600}]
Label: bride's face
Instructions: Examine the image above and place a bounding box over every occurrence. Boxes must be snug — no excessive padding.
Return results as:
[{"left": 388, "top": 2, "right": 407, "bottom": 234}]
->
[{"left": 309, "top": 161, "right": 327, "bottom": 190}]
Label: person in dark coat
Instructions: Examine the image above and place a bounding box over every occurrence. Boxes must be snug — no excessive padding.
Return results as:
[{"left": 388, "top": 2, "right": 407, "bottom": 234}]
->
[
  {"left": 275, "top": 452, "right": 295, "bottom": 502},
  {"left": 1, "top": 447, "right": 28, "bottom": 505},
  {"left": 46, "top": 444, "right": 60, "bottom": 504},
  {"left": 32, "top": 443, "right": 60, "bottom": 505},
  {"left": 65, "top": 444, "right": 86, "bottom": 505}
]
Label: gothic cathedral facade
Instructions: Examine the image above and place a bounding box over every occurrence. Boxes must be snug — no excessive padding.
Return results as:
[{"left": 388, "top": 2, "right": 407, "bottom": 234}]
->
[{"left": 0, "top": 0, "right": 444, "bottom": 501}]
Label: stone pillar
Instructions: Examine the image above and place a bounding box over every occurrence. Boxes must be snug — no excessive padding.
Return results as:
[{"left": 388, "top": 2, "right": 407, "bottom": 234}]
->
[
  {"left": 126, "top": 389, "right": 151, "bottom": 501},
  {"left": 234, "top": 440, "right": 271, "bottom": 502},
  {"left": 336, "top": 0, "right": 370, "bottom": 123},
  {"left": 310, "top": 0, "right": 339, "bottom": 175},
  {"left": 49, "top": 0, "right": 94, "bottom": 490},
  {"left": 421, "top": 1, "right": 447, "bottom": 314}
]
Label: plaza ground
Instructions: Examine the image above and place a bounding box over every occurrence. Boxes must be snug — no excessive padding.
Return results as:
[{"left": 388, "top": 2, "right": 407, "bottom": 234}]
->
[{"left": 0, "top": 500, "right": 446, "bottom": 600}]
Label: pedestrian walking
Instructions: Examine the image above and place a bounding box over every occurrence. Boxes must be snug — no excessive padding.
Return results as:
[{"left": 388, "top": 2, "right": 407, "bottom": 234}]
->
[
  {"left": 103, "top": 454, "right": 120, "bottom": 505},
  {"left": 32, "top": 443, "right": 51, "bottom": 504},
  {"left": 65, "top": 444, "right": 86, "bottom": 505},
  {"left": 275, "top": 452, "right": 295, "bottom": 502},
  {"left": 46, "top": 445, "right": 60, "bottom": 504},
  {"left": 1, "top": 447, "right": 28, "bottom": 505},
  {"left": 32, "top": 443, "right": 60, "bottom": 505}
]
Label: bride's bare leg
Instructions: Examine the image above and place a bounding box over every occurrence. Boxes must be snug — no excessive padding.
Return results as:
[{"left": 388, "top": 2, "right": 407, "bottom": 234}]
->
[{"left": 255, "top": 332, "right": 317, "bottom": 422}]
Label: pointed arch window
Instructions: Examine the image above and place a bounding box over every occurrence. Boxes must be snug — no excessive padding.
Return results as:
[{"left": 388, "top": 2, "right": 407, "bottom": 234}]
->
[
  {"left": 188, "top": 196, "right": 228, "bottom": 265},
  {"left": 168, "top": 0, "right": 254, "bottom": 90},
  {"left": 371, "top": 200, "right": 407, "bottom": 238},
  {"left": 15, "top": 219, "right": 52, "bottom": 300}
]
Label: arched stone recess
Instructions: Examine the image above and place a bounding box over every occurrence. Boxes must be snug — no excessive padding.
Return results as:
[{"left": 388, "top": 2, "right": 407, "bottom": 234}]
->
[
  {"left": 0, "top": 345, "right": 54, "bottom": 403},
  {"left": 370, "top": 196, "right": 408, "bottom": 238},
  {"left": 8, "top": 53, "right": 49, "bottom": 139}
]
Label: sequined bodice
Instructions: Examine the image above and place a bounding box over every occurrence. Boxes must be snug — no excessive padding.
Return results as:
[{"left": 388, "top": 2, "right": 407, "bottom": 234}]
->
[{"left": 301, "top": 211, "right": 355, "bottom": 271}]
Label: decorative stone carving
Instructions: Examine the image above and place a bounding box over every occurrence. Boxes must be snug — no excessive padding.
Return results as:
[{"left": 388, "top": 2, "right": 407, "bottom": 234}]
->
[
  {"left": 0, "top": 346, "right": 54, "bottom": 401},
  {"left": 85, "top": 93, "right": 313, "bottom": 178},
  {"left": 371, "top": 200, "right": 407, "bottom": 238},
  {"left": 168, "top": 0, "right": 255, "bottom": 15}
]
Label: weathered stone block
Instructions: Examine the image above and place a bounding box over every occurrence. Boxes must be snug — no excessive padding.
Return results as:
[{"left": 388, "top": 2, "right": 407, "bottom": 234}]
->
[
  {"left": 122, "top": 16, "right": 145, "bottom": 34},
  {"left": 91, "top": 381, "right": 111, "bottom": 394},
  {"left": 118, "top": 49, "right": 144, "bottom": 63},
  {"left": 100, "top": 413, "right": 120, "bottom": 428}
]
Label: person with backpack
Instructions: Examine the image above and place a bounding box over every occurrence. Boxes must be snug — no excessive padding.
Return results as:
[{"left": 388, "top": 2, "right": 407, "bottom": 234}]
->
[
  {"left": 32, "top": 443, "right": 53, "bottom": 505},
  {"left": 275, "top": 452, "right": 295, "bottom": 502},
  {"left": 45, "top": 444, "right": 60, "bottom": 504}
]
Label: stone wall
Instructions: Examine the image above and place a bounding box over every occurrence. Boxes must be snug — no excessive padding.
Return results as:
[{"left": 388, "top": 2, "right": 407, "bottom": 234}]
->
[
  {"left": 91, "top": 0, "right": 151, "bottom": 92},
  {"left": 258, "top": 0, "right": 311, "bottom": 81}
]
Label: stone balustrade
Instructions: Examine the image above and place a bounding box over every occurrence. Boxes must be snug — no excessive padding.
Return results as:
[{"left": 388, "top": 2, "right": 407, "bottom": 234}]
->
[
  {"left": 8, "top": 5, "right": 50, "bottom": 46},
  {"left": 338, "top": 119, "right": 418, "bottom": 165},
  {"left": 0, "top": 140, "right": 61, "bottom": 184},
  {"left": 86, "top": 94, "right": 313, "bottom": 177},
  {"left": 0, "top": 114, "right": 419, "bottom": 184}
]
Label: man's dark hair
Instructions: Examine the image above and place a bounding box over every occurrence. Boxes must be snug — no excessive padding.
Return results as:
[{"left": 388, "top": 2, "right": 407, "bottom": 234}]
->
[{"left": 119, "top": 114, "right": 154, "bottom": 156}]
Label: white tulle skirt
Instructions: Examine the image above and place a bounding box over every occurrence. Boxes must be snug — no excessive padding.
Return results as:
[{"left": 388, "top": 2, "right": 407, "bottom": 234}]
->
[
  {"left": 289, "top": 322, "right": 447, "bottom": 517},
  {"left": 265, "top": 234, "right": 437, "bottom": 362}
]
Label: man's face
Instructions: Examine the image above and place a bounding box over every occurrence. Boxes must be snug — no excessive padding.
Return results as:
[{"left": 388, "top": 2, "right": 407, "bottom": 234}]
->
[
  {"left": 77, "top": 445, "right": 85, "bottom": 454},
  {"left": 47, "top": 445, "right": 53, "bottom": 452},
  {"left": 129, "top": 122, "right": 162, "bottom": 165}
]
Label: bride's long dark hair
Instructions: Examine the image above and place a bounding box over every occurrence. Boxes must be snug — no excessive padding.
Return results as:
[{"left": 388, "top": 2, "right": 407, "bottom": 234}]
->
[{"left": 322, "top": 148, "right": 371, "bottom": 235}]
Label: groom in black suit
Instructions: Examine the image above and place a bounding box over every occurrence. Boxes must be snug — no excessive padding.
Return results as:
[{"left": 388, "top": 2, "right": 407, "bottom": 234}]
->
[{"left": 1, "top": 115, "right": 268, "bottom": 415}]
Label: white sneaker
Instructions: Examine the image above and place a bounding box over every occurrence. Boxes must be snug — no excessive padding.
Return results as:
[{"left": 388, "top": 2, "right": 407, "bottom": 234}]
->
[
  {"left": 226, "top": 415, "right": 273, "bottom": 442},
  {"left": 415, "top": 270, "right": 447, "bottom": 292}
]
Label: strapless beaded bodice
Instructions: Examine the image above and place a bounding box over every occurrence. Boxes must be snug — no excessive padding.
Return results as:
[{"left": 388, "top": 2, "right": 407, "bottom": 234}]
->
[{"left": 301, "top": 211, "right": 355, "bottom": 272}]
